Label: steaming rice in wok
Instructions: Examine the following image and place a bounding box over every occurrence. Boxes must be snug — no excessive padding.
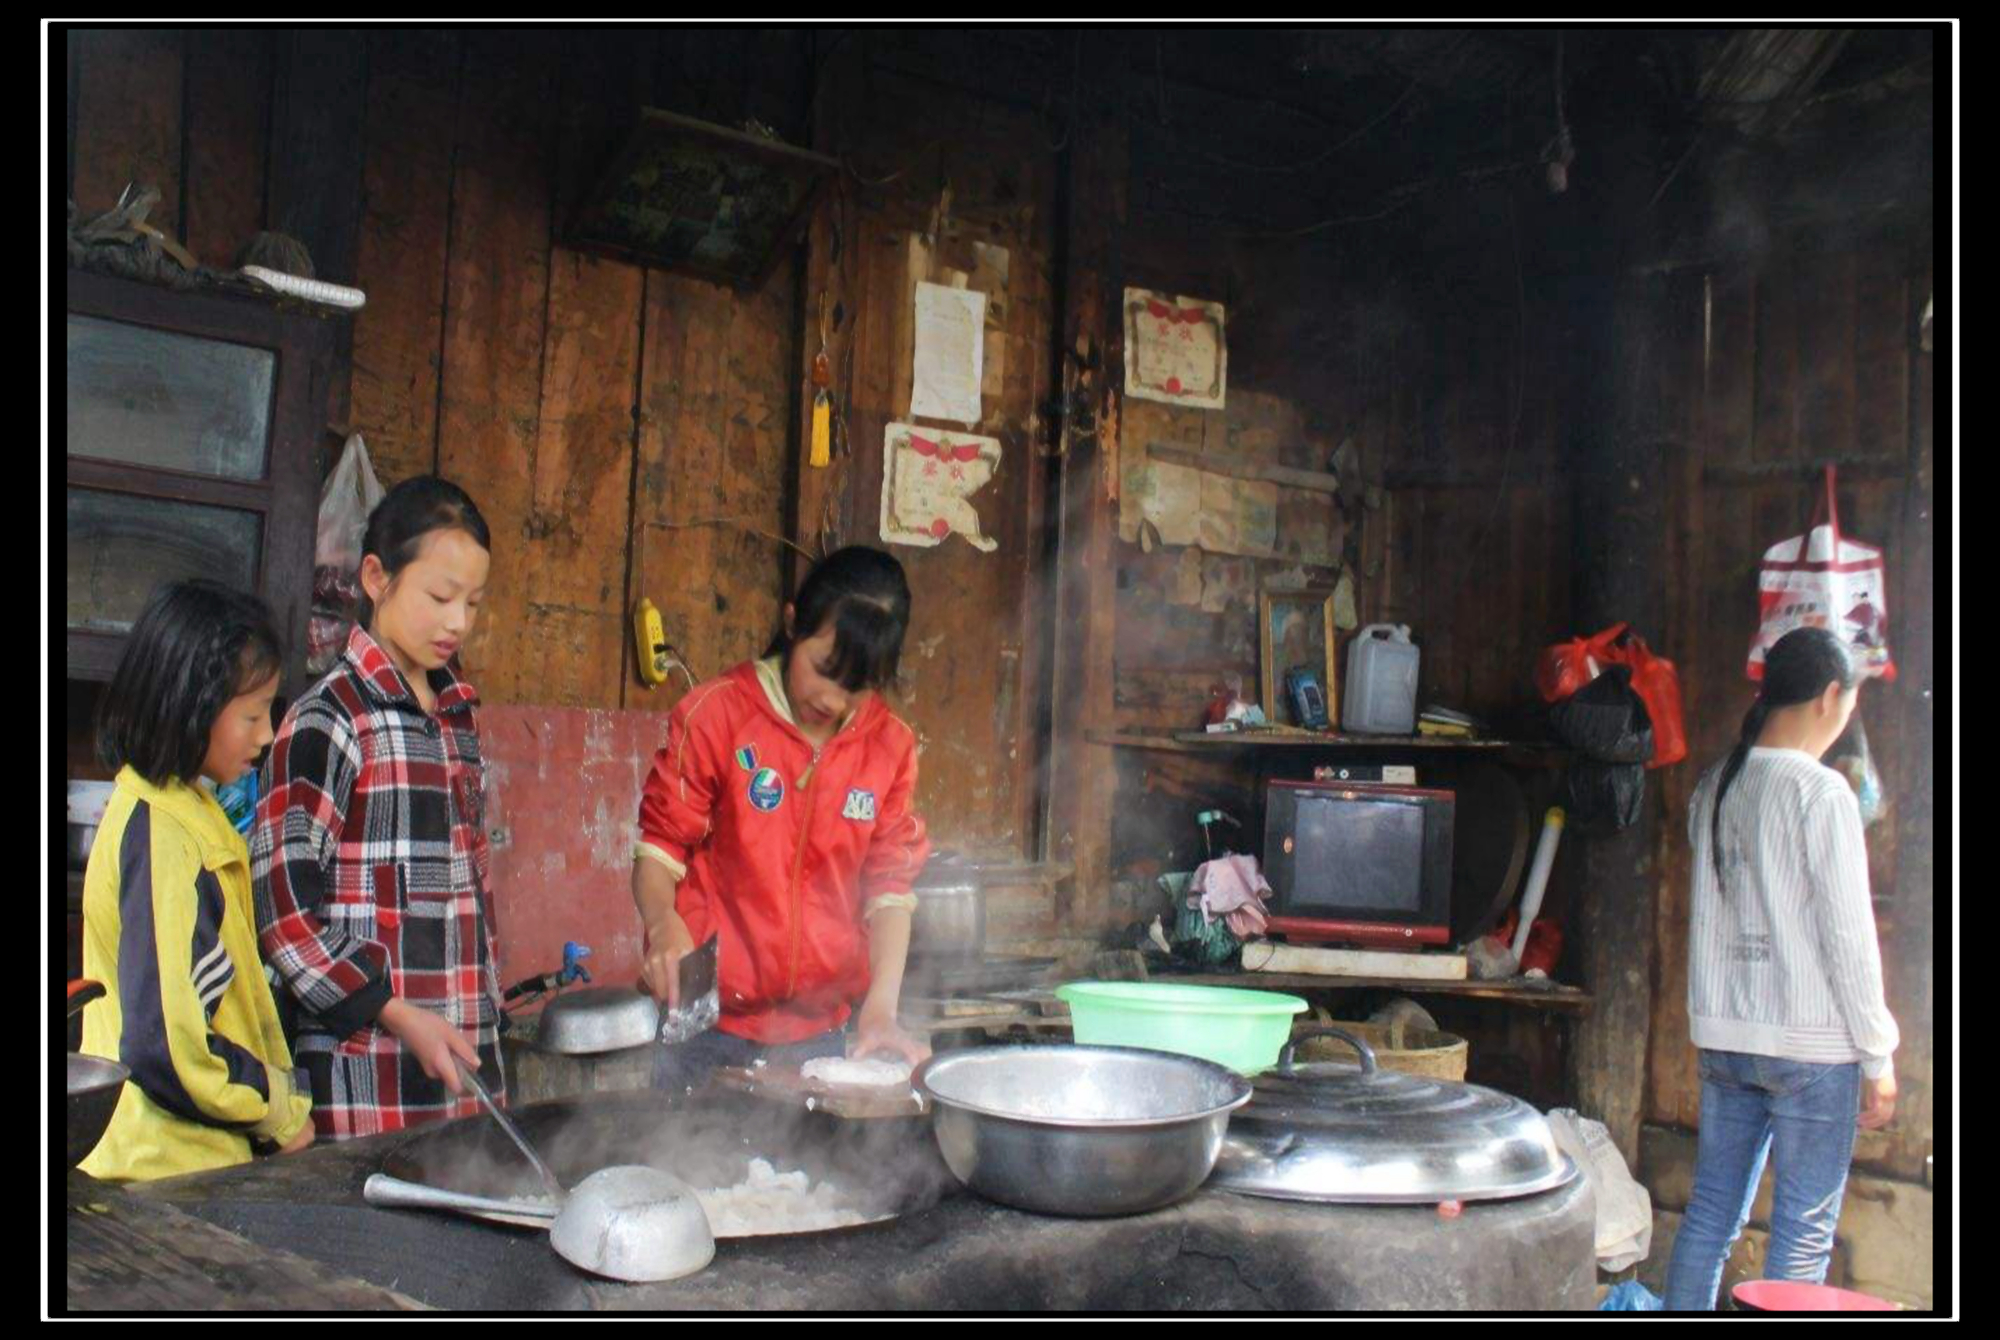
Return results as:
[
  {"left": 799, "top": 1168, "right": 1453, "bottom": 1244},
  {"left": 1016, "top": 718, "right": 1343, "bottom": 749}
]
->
[
  {"left": 383, "top": 1091, "right": 940, "bottom": 1239},
  {"left": 505, "top": 1159, "right": 874, "bottom": 1237},
  {"left": 694, "top": 1158, "right": 876, "bottom": 1236}
]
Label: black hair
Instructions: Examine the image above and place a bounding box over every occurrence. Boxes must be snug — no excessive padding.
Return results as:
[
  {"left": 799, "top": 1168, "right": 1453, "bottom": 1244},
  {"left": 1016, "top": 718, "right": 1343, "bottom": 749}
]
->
[
  {"left": 1712, "top": 627, "right": 1859, "bottom": 888},
  {"left": 358, "top": 476, "right": 492, "bottom": 625},
  {"left": 96, "top": 580, "right": 284, "bottom": 787},
  {"left": 764, "top": 546, "right": 912, "bottom": 693}
]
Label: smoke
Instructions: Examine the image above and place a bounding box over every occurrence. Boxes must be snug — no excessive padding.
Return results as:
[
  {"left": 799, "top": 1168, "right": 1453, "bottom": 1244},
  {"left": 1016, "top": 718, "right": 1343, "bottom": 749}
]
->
[{"left": 392, "top": 1089, "right": 954, "bottom": 1235}]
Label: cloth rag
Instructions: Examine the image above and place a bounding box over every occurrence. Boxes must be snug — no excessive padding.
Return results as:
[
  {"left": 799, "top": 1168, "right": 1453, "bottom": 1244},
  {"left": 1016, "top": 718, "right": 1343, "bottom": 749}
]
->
[{"left": 1190, "top": 854, "right": 1272, "bottom": 940}]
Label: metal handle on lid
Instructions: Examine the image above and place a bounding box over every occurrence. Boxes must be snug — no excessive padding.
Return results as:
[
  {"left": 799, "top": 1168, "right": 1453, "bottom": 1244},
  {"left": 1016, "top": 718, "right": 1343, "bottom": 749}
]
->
[{"left": 1280, "top": 1025, "right": 1380, "bottom": 1075}]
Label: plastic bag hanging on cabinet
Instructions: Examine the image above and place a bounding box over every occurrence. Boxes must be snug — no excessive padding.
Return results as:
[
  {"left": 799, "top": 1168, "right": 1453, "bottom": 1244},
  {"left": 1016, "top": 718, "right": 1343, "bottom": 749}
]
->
[{"left": 1826, "top": 712, "right": 1889, "bottom": 828}]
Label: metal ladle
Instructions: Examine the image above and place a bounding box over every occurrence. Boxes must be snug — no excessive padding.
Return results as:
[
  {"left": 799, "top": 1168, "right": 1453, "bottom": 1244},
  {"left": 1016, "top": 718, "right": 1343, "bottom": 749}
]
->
[
  {"left": 363, "top": 1168, "right": 714, "bottom": 1284},
  {"left": 455, "top": 1058, "right": 565, "bottom": 1201}
]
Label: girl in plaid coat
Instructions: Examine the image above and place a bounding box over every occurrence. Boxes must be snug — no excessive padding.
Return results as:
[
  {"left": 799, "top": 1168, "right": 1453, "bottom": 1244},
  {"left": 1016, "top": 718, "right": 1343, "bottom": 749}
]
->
[{"left": 253, "top": 478, "right": 497, "bottom": 1139}]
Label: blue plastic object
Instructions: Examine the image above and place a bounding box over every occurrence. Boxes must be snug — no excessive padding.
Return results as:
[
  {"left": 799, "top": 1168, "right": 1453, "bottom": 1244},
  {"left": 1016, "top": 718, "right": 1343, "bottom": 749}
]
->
[
  {"left": 560, "top": 940, "right": 593, "bottom": 985},
  {"left": 1285, "top": 667, "right": 1330, "bottom": 729},
  {"left": 215, "top": 771, "right": 259, "bottom": 835},
  {"left": 1600, "top": 1282, "right": 1664, "bottom": 1312}
]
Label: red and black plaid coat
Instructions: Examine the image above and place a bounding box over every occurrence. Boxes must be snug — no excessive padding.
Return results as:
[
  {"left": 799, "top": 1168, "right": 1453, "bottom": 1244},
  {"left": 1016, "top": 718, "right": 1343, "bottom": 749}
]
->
[{"left": 251, "top": 626, "right": 502, "bottom": 1139}]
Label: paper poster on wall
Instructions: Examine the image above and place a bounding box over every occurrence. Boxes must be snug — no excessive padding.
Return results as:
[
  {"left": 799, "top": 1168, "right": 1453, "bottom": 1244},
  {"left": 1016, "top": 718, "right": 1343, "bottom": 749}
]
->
[
  {"left": 1198, "top": 471, "right": 1278, "bottom": 559},
  {"left": 880, "top": 423, "right": 1001, "bottom": 553},
  {"left": 1278, "top": 490, "right": 1342, "bottom": 569},
  {"left": 1200, "top": 554, "right": 1257, "bottom": 613},
  {"left": 1123, "top": 288, "right": 1227, "bottom": 410},
  {"left": 911, "top": 282, "right": 986, "bottom": 425},
  {"left": 1119, "top": 454, "right": 1204, "bottom": 549}
]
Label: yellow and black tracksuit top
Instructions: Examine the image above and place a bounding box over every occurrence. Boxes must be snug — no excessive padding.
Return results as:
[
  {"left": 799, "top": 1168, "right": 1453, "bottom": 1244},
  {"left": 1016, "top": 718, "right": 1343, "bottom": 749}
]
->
[{"left": 78, "top": 768, "right": 312, "bottom": 1180}]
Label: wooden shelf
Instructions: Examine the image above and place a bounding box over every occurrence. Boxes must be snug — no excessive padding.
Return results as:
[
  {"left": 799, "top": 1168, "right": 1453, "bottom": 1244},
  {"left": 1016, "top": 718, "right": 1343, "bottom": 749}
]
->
[
  {"left": 1163, "top": 970, "right": 1593, "bottom": 1013},
  {"left": 914, "top": 974, "right": 1591, "bottom": 1021},
  {"left": 1086, "top": 729, "right": 1568, "bottom": 767}
]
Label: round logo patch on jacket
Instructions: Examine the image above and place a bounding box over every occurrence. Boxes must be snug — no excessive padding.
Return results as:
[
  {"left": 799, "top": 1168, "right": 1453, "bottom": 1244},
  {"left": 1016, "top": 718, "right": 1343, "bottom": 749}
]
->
[{"left": 747, "top": 767, "right": 786, "bottom": 812}]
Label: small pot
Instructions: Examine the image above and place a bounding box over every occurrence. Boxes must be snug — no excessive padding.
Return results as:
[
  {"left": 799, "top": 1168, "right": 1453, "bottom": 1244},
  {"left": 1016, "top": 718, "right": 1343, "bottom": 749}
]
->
[
  {"left": 68, "top": 1053, "right": 129, "bottom": 1168},
  {"left": 910, "top": 879, "right": 985, "bottom": 961}
]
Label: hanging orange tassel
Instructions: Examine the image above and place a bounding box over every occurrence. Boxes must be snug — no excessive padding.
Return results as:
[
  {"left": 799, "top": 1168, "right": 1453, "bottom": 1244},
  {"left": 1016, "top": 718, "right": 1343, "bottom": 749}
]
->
[
  {"left": 809, "top": 393, "right": 831, "bottom": 468},
  {"left": 808, "top": 347, "right": 832, "bottom": 468}
]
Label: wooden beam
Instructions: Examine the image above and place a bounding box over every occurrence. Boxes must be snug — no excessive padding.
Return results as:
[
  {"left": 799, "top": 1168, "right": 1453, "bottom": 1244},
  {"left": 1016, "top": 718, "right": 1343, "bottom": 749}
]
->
[
  {"left": 1044, "top": 76, "right": 1127, "bottom": 935},
  {"left": 265, "top": 30, "right": 367, "bottom": 285},
  {"left": 66, "top": 30, "right": 79, "bottom": 199},
  {"left": 181, "top": 29, "right": 271, "bottom": 269},
  {"left": 1146, "top": 442, "right": 1342, "bottom": 494},
  {"left": 1384, "top": 467, "right": 1560, "bottom": 490},
  {"left": 266, "top": 29, "right": 368, "bottom": 438},
  {"left": 71, "top": 29, "right": 183, "bottom": 226},
  {"left": 1565, "top": 268, "right": 1673, "bottom": 1170},
  {"left": 349, "top": 29, "right": 459, "bottom": 487},
  {"left": 1700, "top": 456, "right": 1905, "bottom": 486},
  {"left": 436, "top": 31, "right": 556, "bottom": 706}
]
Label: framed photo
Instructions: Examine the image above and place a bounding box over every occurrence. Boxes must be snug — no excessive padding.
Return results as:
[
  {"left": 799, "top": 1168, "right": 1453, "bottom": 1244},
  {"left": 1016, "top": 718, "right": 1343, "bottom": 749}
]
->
[
  {"left": 567, "top": 109, "right": 838, "bottom": 291},
  {"left": 1259, "top": 586, "right": 1338, "bottom": 729}
]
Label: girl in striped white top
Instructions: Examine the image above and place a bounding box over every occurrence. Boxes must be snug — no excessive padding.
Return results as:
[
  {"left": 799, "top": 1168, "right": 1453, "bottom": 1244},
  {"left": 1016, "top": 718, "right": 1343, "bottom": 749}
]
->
[{"left": 1663, "top": 627, "right": 1900, "bottom": 1309}]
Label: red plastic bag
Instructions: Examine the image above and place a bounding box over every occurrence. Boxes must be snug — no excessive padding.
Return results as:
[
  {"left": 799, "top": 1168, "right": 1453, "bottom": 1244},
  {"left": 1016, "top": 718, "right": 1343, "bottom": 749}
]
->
[
  {"left": 1536, "top": 623, "right": 1627, "bottom": 704},
  {"left": 1748, "top": 466, "right": 1896, "bottom": 683},
  {"left": 1492, "top": 909, "right": 1564, "bottom": 977},
  {"left": 1605, "top": 635, "right": 1687, "bottom": 770}
]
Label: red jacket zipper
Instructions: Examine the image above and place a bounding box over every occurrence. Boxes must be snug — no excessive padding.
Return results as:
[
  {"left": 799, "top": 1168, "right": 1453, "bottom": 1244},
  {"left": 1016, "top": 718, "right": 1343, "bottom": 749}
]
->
[{"left": 785, "top": 742, "right": 823, "bottom": 998}]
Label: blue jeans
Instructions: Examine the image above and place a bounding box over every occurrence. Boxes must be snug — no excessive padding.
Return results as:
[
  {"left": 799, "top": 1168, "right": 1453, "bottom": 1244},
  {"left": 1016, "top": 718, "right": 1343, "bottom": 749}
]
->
[
  {"left": 649, "top": 1024, "right": 848, "bottom": 1099},
  {"left": 1662, "top": 1050, "right": 1862, "bottom": 1311}
]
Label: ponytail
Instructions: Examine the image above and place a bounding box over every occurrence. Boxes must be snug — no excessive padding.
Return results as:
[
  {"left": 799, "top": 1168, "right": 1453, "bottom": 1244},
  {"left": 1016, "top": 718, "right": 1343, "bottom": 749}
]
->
[{"left": 1711, "top": 701, "right": 1771, "bottom": 887}]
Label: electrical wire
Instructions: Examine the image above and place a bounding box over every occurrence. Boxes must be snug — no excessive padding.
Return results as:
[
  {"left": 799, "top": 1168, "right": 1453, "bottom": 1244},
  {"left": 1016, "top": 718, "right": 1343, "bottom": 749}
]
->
[
  {"left": 1169, "top": 156, "right": 1541, "bottom": 240},
  {"left": 1043, "top": 33, "right": 1082, "bottom": 153},
  {"left": 1460, "top": 191, "right": 1532, "bottom": 569},
  {"left": 1135, "top": 33, "right": 1473, "bottom": 176},
  {"left": 645, "top": 517, "right": 821, "bottom": 564}
]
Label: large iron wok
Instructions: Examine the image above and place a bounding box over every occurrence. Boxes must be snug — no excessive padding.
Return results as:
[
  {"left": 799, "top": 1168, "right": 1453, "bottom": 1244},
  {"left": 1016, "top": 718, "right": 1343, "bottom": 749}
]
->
[{"left": 379, "top": 1089, "right": 953, "bottom": 1238}]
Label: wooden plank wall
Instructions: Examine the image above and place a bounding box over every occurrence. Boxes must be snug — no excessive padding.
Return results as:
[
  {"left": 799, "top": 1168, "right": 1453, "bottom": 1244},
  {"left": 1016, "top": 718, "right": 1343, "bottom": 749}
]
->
[
  {"left": 71, "top": 29, "right": 183, "bottom": 236},
  {"left": 1101, "top": 201, "right": 1577, "bottom": 890},
  {"left": 66, "top": 39, "right": 1938, "bottom": 1113},
  {"left": 1647, "top": 231, "right": 1935, "bottom": 1183},
  {"left": 67, "top": 28, "right": 1060, "bottom": 866},
  {"left": 792, "top": 45, "right": 1061, "bottom": 863},
  {"left": 66, "top": 24, "right": 1570, "bottom": 903},
  {"left": 68, "top": 28, "right": 807, "bottom": 720}
]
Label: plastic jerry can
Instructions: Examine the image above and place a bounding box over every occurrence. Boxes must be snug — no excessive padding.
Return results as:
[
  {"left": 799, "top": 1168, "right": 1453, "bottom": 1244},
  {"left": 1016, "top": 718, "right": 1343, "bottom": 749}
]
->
[{"left": 1343, "top": 624, "right": 1420, "bottom": 734}]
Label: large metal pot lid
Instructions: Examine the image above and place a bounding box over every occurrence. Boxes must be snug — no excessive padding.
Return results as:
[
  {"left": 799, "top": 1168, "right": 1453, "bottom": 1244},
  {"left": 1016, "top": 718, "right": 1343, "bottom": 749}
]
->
[{"left": 1210, "top": 1027, "right": 1578, "bottom": 1205}]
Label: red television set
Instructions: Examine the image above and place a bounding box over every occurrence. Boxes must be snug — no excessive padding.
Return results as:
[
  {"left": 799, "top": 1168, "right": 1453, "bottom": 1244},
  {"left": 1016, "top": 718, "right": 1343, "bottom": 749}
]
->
[{"left": 1261, "top": 781, "right": 1456, "bottom": 949}]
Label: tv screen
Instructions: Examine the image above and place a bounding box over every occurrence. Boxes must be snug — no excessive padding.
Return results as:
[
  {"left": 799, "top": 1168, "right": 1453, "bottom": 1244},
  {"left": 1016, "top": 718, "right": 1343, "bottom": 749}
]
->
[{"left": 1289, "top": 794, "right": 1426, "bottom": 913}]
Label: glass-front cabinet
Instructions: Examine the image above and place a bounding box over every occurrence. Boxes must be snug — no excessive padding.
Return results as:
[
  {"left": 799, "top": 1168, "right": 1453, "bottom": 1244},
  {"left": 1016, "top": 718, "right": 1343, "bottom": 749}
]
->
[{"left": 65, "top": 271, "right": 338, "bottom": 690}]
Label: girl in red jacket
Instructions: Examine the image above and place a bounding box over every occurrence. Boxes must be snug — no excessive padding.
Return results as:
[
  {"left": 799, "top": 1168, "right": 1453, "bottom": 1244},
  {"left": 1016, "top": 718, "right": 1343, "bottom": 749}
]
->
[{"left": 634, "top": 547, "right": 931, "bottom": 1092}]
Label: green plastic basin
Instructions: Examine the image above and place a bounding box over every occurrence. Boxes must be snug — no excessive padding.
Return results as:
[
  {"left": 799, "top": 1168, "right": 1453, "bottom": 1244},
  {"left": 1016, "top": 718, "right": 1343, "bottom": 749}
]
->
[{"left": 1055, "top": 981, "right": 1309, "bottom": 1074}]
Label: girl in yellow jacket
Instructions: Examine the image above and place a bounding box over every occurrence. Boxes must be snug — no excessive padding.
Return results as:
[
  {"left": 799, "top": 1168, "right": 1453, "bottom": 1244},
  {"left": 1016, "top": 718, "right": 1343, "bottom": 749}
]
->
[{"left": 78, "top": 581, "right": 314, "bottom": 1180}]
